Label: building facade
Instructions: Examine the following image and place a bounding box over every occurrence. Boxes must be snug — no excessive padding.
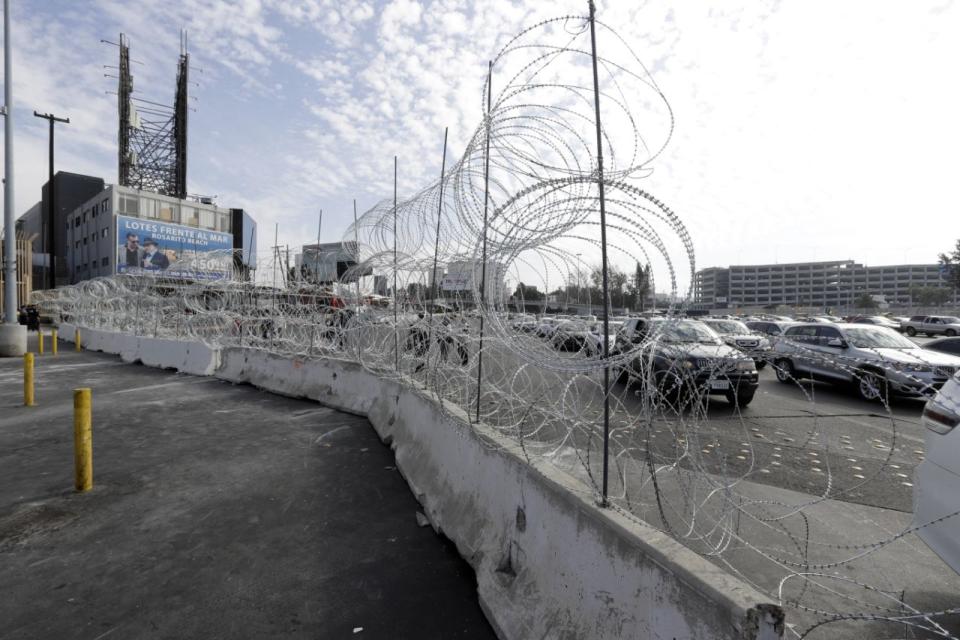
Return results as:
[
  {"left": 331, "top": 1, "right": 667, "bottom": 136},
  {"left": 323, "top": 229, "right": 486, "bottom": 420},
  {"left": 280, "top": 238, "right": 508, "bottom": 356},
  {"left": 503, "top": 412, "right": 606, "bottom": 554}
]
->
[
  {"left": 694, "top": 260, "right": 956, "bottom": 309},
  {"left": 440, "top": 259, "right": 507, "bottom": 306},
  {"left": 296, "top": 242, "right": 364, "bottom": 284},
  {"left": 16, "top": 172, "right": 107, "bottom": 288},
  {"left": 18, "top": 177, "right": 257, "bottom": 286}
]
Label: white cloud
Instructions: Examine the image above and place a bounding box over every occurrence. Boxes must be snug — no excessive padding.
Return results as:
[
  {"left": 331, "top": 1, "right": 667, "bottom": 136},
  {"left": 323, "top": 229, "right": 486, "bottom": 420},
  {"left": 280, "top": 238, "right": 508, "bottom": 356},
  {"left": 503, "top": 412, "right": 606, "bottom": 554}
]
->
[{"left": 4, "top": 0, "right": 959, "bottom": 276}]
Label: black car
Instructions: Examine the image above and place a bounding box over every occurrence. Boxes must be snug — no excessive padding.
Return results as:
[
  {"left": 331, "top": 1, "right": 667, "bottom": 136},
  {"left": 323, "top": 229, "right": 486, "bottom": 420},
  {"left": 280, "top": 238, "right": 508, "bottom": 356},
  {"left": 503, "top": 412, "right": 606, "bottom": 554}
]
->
[
  {"left": 924, "top": 337, "right": 960, "bottom": 357},
  {"left": 615, "top": 318, "right": 759, "bottom": 408}
]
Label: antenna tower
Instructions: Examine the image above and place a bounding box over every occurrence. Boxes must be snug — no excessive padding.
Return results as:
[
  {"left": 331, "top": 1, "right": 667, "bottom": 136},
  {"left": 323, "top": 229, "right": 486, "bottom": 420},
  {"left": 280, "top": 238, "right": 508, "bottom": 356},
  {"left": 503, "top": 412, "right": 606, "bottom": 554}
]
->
[{"left": 116, "top": 31, "right": 189, "bottom": 198}]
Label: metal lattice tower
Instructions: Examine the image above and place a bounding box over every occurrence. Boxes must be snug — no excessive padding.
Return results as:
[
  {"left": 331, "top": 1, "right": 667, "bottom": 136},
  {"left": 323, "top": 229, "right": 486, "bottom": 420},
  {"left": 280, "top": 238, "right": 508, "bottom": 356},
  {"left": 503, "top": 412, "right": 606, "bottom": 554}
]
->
[{"left": 117, "top": 32, "right": 189, "bottom": 199}]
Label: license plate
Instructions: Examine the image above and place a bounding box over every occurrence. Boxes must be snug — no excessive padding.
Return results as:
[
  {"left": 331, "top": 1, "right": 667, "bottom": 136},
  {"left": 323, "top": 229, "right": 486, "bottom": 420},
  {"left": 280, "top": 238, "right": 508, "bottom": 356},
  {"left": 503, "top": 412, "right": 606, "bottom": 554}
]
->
[{"left": 709, "top": 380, "right": 730, "bottom": 390}]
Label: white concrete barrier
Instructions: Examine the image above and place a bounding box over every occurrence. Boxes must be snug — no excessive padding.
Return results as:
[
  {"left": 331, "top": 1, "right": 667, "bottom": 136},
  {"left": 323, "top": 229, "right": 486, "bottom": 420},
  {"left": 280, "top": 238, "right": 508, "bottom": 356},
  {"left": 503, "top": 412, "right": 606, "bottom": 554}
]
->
[
  {"left": 61, "top": 327, "right": 784, "bottom": 639},
  {"left": 216, "top": 347, "right": 784, "bottom": 640},
  {"left": 58, "top": 324, "right": 219, "bottom": 376}
]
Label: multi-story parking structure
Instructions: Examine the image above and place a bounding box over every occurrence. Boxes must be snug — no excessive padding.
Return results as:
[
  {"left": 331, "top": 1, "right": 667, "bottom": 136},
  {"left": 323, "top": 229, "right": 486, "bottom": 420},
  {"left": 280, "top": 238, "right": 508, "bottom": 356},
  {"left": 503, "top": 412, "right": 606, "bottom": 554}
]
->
[{"left": 694, "top": 260, "right": 956, "bottom": 309}]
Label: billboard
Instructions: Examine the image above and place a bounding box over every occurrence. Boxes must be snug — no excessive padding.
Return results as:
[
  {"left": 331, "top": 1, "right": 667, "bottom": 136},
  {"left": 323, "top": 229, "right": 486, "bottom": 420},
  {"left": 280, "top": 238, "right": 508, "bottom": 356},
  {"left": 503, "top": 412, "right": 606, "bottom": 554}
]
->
[
  {"left": 440, "top": 272, "right": 471, "bottom": 292},
  {"left": 116, "top": 215, "right": 233, "bottom": 279}
]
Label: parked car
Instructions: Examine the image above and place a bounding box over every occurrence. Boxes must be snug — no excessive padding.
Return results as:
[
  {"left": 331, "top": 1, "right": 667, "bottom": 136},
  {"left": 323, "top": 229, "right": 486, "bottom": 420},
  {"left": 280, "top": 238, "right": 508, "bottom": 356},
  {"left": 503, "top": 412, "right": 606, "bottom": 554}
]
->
[
  {"left": 924, "top": 337, "right": 960, "bottom": 357},
  {"left": 892, "top": 316, "right": 911, "bottom": 329},
  {"left": 848, "top": 315, "right": 901, "bottom": 331},
  {"left": 797, "top": 315, "right": 843, "bottom": 324},
  {"left": 772, "top": 323, "right": 960, "bottom": 401},
  {"left": 550, "top": 320, "right": 590, "bottom": 350},
  {"left": 511, "top": 315, "right": 539, "bottom": 333},
  {"left": 914, "top": 369, "right": 960, "bottom": 574},
  {"left": 902, "top": 315, "right": 960, "bottom": 337},
  {"left": 535, "top": 317, "right": 562, "bottom": 338},
  {"left": 701, "top": 318, "right": 772, "bottom": 370},
  {"left": 615, "top": 318, "right": 759, "bottom": 407},
  {"left": 582, "top": 321, "right": 623, "bottom": 356},
  {"left": 745, "top": 320, "right": 795, "bottom": 337}
]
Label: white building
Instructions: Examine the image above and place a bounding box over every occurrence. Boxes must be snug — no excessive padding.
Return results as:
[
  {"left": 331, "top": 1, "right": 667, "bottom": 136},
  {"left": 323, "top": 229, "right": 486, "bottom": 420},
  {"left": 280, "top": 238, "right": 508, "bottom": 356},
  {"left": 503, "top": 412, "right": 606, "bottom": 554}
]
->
[{"left": 440, "top": 259, "right": 507, "bottom": 306}]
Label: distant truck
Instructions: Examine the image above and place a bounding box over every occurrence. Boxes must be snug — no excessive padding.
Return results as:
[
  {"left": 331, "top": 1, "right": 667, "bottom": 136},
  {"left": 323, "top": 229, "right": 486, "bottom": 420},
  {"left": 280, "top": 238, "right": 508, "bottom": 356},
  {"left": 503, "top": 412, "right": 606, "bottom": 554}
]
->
[{"left": 903, "top": 316, "right": 960, "bottom": 337}]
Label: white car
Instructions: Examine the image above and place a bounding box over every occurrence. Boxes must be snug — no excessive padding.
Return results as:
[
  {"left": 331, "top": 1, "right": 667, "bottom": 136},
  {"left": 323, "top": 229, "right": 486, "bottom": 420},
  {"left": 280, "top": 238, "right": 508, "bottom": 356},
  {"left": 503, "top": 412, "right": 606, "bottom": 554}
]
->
[{"left": 915, "top": 369, "right": 960, "bottom": 574}]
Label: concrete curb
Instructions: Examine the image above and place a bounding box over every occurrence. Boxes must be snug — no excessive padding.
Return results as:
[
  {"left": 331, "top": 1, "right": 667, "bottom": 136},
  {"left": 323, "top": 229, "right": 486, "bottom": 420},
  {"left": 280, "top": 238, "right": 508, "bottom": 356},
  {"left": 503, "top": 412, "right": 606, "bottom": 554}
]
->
[{"left": 59, "top": 325, "right": 785, "bottom": 639}]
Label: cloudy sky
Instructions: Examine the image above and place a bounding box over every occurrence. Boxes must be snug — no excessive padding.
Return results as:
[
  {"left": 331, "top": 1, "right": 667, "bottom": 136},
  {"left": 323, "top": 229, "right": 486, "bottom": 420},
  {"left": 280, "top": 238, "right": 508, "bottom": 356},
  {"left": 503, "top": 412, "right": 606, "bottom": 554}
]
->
[{"left": 2, "top": 0, "right": 958, "bottom": 274}]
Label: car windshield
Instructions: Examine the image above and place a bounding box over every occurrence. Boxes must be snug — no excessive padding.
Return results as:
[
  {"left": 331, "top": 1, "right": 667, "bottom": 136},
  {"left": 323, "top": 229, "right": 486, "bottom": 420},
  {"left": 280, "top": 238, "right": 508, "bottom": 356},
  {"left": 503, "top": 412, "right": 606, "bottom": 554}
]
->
[
  {"left": 941, "top": 317, "right": 960, "bottom": 324},
  {"left": 704, "top": 320, "right": 749, "bottom": 335},
  {"left": 843, "top": 327, "right": 917, "bottom": 349},
  {"left": 648, "top": 320, "right": 722, "bottom": 344}
]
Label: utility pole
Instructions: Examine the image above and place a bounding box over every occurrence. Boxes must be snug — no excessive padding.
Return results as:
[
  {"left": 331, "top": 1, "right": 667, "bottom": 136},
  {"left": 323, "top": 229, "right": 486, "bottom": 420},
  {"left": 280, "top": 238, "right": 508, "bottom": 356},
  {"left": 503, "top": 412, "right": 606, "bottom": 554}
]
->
[
  {"left": 393, "top": 155, "right": 399, "bottom": 371},
  {"left": 475, "top": 60, "right": 493, "bottom": 422},
  {"left": 1, "top": 0, "right": 27, "bottom": 357},
  {"left": 588, "top": 0, "right": 612, "bottom": 505},
  {"left": 33, "top": 111, "right": 69, "bottom": 290},
  {"left": 314, "top": 209, "right": 322, "bottom": 283}
]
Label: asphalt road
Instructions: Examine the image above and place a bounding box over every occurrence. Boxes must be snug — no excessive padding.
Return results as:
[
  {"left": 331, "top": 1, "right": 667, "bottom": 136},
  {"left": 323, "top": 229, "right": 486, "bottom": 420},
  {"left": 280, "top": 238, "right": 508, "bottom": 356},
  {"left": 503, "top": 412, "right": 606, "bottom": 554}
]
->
[{"left": 0, "top": 338, "right": 497, "bottom": 640}]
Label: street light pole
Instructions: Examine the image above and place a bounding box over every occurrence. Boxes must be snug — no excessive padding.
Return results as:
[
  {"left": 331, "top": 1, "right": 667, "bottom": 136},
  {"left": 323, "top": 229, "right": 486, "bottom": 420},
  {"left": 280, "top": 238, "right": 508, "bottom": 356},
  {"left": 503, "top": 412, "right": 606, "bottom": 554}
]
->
[
  {"left": 0, "top": 0, "right": 26, "bottom": 356},
  {"left": 2, "top": 0, "right": 15, "bottom": 323},
  {"left": 34, "top": 111, "right": 69, "bottom": 290}
]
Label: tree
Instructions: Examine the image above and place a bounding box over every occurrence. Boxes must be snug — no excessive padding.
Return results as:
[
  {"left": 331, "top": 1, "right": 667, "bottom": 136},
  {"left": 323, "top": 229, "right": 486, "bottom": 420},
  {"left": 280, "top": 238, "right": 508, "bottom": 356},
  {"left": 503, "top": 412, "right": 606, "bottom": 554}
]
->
[
  {"left": 610, "top": 269, "right": 628, "bottom": 308},
  {"left": 854, "top": 292, "right": 877, "bottom": 309},
  {"left": 940, "top": 239, "right": 960, "bottom": 290},
  {"left": 406, "top": 282, "right": 426, "bottom": 303},
  {"left": 628, "top": 262, "right": 651, "bottom": 311},
  {"left": 513, "top": 282, "right": 543, "bottom": 301},
  {"left": 910, "top": 286, "right": 952, "bottom": 307}
]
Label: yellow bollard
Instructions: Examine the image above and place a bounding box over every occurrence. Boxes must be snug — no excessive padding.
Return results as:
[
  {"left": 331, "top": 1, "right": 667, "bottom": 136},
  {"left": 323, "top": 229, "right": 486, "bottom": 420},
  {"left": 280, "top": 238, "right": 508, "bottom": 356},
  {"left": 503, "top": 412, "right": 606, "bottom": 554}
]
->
[
  {"left": 73, "top": 388, "right": 93, "bottom": 492},
  {"left": 52, "top": 329, "right": 58, "bottom": 355},
  {"left": 38, "top": 330, "right": 44, "bottom": 355},
  {"left": 75, "top": 328, "right": 81, "bottom": 352},
  {"left": 23, "top": 353, "right": 35, "bottom": 406}
]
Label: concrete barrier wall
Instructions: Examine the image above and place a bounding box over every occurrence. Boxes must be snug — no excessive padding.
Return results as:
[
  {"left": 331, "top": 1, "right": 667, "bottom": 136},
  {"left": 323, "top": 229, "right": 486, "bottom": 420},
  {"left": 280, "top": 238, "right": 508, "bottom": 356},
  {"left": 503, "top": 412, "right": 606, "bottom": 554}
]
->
[
  {"left": 59, "top": 324, "right": 219, "bottom": 376},
  {"left": 61, "top": 326, "right": 784, "bottom": 639}
]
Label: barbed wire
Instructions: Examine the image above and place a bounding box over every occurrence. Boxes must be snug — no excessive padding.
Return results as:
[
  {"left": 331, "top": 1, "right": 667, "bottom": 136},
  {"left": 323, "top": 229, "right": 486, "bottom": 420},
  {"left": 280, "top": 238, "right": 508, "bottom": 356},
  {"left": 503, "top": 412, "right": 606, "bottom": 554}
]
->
[{"left": 32, "top": 12, "right": 960, "bottom": 639}]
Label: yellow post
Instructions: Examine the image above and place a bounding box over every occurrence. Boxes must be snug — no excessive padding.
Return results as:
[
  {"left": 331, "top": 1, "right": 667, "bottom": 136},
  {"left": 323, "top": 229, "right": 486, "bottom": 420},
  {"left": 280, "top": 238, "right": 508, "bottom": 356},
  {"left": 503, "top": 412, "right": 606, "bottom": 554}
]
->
[
  {"left": 38, "top": 330, "right": 44, "bottom": 355},
  {"left": 75, "top": 328, "right": 81, "bottom": 352},
  {"left": 23, "top": 353, "right": 35, "bottom": 406},
  {"left": 73, "top": 388, "right": 93, "bottom": 492},
  {"left": 52, "top": 329, "right": 58, "bottom": 355}
]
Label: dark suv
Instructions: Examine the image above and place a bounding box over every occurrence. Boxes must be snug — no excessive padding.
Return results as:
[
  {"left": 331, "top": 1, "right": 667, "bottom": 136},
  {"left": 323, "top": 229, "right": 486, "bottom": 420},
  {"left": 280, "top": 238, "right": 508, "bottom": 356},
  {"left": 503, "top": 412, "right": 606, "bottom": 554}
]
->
[{"left": 615, "top": 317, "right": 760, "bottom": 408}]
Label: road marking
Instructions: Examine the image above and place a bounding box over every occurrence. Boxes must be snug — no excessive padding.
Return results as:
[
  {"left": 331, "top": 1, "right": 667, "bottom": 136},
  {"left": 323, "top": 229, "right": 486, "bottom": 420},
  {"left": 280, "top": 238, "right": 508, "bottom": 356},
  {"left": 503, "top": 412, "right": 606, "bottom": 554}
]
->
[
  {"left": 314, "top": 425, "right": 352, "bottom": 443},
  {"left": 110, "top": 379, "right": 215, "bottom": 395}
]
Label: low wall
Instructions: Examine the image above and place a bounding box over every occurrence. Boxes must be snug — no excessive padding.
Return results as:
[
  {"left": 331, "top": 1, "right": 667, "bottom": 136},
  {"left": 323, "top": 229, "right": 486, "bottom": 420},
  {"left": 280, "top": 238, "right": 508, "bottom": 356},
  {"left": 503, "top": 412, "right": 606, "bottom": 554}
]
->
[
  {"left": 59, "top": 323, "right": 219, "bottom": 376},
  {"left": 60, "top": 325, "right": 784, "bottom": 639}
]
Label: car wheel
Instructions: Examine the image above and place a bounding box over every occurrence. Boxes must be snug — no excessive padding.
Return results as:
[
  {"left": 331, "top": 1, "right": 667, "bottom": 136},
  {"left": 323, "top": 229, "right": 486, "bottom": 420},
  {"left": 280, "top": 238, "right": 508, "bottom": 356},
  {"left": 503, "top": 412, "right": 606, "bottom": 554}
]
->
[
  {"left": 726, "top": 388, "right": 756, "bottom": 407},
  {"left": 755, "top": 360, "right": 767, "bottom": 371},
  {"left": 774, "top": 358, "right": 795, "bottom": 384},
  {"left": 905, "top": 327, "right": 916, "bottom": 337},
  {"left": 856, "top": 369, "right": 888, "bottom": 402},
  {"left": 946, "top": 329, "right": 957, "bottom": 337}
]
